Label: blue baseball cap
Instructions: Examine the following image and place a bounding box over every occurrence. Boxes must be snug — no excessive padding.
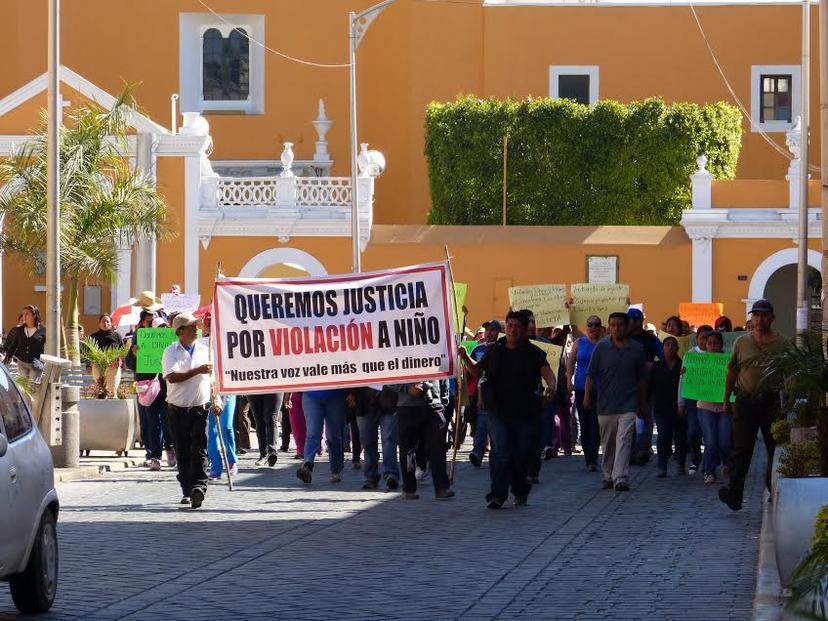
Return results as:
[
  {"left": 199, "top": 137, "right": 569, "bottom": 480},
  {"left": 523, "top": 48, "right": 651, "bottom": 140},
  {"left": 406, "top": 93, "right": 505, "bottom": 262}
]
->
[
  {"left": 627, "top": 308, "right": 644, "bottom": 321},
  {"left": 483, "top": 319, "right": 503, "bottom": 332}
]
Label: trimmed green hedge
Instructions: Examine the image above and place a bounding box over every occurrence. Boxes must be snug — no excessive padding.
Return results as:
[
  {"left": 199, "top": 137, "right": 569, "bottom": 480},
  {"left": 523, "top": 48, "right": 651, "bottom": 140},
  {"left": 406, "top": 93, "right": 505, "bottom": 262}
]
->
[{"left": 424, "top": 97, "right": 742, "bottom": 225}]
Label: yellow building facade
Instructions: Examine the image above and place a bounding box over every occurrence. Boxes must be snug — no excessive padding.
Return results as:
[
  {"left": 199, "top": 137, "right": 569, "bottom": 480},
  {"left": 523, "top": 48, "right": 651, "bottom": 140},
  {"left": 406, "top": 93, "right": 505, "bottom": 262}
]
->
[{"left": 0, "top": 0, "right": 822, "bottom": 337}]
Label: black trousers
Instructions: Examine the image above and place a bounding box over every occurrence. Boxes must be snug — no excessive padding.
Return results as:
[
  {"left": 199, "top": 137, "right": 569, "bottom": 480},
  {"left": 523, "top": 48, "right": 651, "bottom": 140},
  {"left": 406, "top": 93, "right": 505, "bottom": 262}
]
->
[
  {"left": 280, "top": 412, "right": 292, "bottom": 451},
  {"left": 248, "top": 393, "right": 284, "bottom": 458},
  {"left": 167, "top": 404, "right": 209, "bottom": 496},
  {"left": 234, "top": 396, "right": 251, "bottom": 450},
  {"left": 729, "top": 393, "right": 778, "bottom": 498},
  {"left": 574, "top": 389, "right": 600, "bottom": 467},
  {"left": 397, "top": 405, "right": 450, "bottom": 494}
]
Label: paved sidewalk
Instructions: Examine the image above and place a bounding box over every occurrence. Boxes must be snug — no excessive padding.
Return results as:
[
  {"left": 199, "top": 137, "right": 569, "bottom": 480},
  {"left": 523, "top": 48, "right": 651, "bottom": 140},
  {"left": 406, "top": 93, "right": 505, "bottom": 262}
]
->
[{"left": 0, "top": 444, "right": 765, "bottom": 620}]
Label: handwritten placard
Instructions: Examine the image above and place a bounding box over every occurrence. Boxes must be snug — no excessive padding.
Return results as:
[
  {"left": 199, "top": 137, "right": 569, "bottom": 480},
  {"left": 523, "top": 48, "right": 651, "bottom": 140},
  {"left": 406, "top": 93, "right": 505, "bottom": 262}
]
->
[
  {"left": 508, "top": 285, "right": 569, "bottom": 328},
  {"left": 533, "top": 340, "right": 563, "bottom": 387},
  {"left": 658, "top": 331, "right": 697, "bottom": 359},
  {"left": 570, "top": 283, "right": 629, "bottom": 326},
  {"left": 136, "top": 328, "right": 178, "bottom": 374},
  {"left": 161, "top": 293, "right": 201, "bottom": 315},
  {"left": 680, "top": 351, "right": 732, "bottom": 403},
  {"left": 453, "top": 283, "right": 468, "bottom": 335},
  {"left": 678, "top": 302, "right": 724, "bottom": 329}
]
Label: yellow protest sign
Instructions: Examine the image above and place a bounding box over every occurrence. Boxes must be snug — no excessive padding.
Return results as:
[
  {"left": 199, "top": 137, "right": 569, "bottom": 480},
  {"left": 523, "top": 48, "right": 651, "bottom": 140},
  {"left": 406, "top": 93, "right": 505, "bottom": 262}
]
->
[
  {"left": 570, "top": 283, "right": 629, "bottom": 326},
  {"left": 453, "top": 283, "right": 468, "bottom": 334},
  {"left": 678, "top": 302, "right": 724, "bottom": 329},
  {"left": 658, "top": 331, "right": 696, "bottom": 358},
  {"left": 533, "top": 340, "right": 563, "bottom": 387},
  {"left": 508, "top": 285, "right": 569, "bottom": 328}
]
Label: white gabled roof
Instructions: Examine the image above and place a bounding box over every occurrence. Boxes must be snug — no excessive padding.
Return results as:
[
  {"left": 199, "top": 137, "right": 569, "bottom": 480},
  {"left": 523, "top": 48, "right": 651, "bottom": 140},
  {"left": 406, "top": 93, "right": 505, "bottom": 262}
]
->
[{"left": 0, "top": 65, "right": 170, "bottom": 135}]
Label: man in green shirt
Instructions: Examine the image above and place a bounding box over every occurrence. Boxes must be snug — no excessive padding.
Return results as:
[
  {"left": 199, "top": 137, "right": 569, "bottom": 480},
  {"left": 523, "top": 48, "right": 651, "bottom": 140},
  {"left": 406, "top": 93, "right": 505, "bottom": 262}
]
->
[{"left": 719, "top": 299, "right": 789, "bottom": 512}]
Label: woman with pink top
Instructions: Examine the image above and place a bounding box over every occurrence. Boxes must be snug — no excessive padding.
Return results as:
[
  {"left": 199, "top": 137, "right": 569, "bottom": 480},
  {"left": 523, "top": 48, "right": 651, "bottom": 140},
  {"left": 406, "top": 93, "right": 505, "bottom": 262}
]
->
[
  {"left": 697, "top": 330, "right": 732, "bottom": 484},
  {"left": 286, "top": 392, "right": 306, "bottom": 460}
]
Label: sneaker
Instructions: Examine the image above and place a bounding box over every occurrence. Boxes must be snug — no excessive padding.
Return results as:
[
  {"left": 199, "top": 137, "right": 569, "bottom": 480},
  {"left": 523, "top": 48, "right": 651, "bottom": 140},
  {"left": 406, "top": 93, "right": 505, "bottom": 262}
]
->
[
  {"left": 486, "top": 494, "right": 503, "bottom": 509},
  {"left": 362, "top": 479, "right": 379, "bottom": 490},
  {"left": 279, "top": 446, "right": 289, "bottom": 453},
  {"left": 542, "top": 446, "right": 555, "bottom": 460},
  {"left": 142, "top": 458, "right": 153, "bottom": 468},
  {"left": 180, "top": 496, "right": 190, "bottom": 505},
  {"left": 149, "top": 458, "right": 162, "bottom": 472},
  {"left": 435, "top": 489, "right": 455, "bottom": 500},
  {"left": 513, "top": 495, "right": 528, "bottom": 506},
  {"left": 415, "top": 467, "right": 428, "bottom": 481},
  {"left": 718, "top": 486, "right": 742, "bottom": 511},
  {"left": 229, "top": 464, "right": 238, "bottom": 476},
  {"left": 704, "top": 474, "right": 717, "bottom": 484},
  {"left": 587, "top": 464, "right": 597, "bottom": 473},
  {"left": 296, "top": 464, "right": 313, "bottom": 484},
  {"left": 469, "top": 453, "right": 482, "bottom": 468},
  {"left": 254, "top": 457, "right": 268, "bottom": 467},
  {"left": 656, "top": 470, "right": 667, "bottom": 479},
  {"left": 165, "top": 449, "right": 177, "bottom": 468},
  {"left": 267, "top": 452, "right": 278, "bottom": 467},
  {"left": 330, "top": 473, "right": 342, "bottom": 483},
  {"left": 602, "top": 479, "right": 614, "bottom": 490},
  {"left": 402, "top": 492, "right": 420, "bottom": 500},
  {"left": 615, "top": 482, "right": 630, "bottom": 492},
  {"left": 190, "top": 488, "right": 205, "bottom": 509},
  {"left": 208, "top": 471, "right": 221, "bottom": 481},
  {"left": 688, "top": 464, "right": 698, "bottom": 475},
  {"left": 386, "top": 476, "right": 399, "bottom": 491},
  {"left": 353, "top": 460, "right": 362, "bottom": 470}
]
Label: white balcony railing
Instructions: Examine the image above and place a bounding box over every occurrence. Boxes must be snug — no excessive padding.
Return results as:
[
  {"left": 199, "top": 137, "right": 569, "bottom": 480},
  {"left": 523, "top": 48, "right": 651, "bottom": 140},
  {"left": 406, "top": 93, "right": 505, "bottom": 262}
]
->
[{"left": 214, "top": 176, "right": 355, "bottom": 209}]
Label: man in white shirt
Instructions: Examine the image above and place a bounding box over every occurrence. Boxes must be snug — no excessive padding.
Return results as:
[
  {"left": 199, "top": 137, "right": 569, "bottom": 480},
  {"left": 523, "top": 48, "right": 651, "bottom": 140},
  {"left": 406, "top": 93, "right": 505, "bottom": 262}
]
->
[{"left": 162, "top": 312, "right": 214, "bottom": 508}]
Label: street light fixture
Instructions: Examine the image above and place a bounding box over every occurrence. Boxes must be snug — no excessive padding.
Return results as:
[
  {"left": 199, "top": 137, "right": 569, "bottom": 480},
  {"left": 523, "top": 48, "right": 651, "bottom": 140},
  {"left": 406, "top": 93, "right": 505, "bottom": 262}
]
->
[{"left": 349, "top": 0, "right": 396, "bottom": 274}]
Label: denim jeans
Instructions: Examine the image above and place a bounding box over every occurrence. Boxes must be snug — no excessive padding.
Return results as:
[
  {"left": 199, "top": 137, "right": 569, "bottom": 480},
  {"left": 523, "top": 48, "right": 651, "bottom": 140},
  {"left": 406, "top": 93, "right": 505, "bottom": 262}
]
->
[
  {"left": 574, "top": 389, "right": 599, "bottom": 467},
  {"left": 698, "top": 408, "right": 733, "bottom": 477},
  {"left": 487, "top": 413, "right": 533, "bottom": 502},
  {"left": 471, "top": 409, "right": 489, "bottom": 458},
  {"left": 654, "top": 411, "right": 687, "bottom": 472},
  {"left": 685, "top": 400, "right": 703, "bottom": 468},
  {"left": 138, "top": 398, "right": 164, "bottom": 459},
  {"left": 302, "top": 393, "right": 346, "bottom": 474},
  {"left": 357, "top": 412, "right": 400, "bottom": 482},
  {"left": 208, "top": 395, "right": 237, "bottom": 474}
]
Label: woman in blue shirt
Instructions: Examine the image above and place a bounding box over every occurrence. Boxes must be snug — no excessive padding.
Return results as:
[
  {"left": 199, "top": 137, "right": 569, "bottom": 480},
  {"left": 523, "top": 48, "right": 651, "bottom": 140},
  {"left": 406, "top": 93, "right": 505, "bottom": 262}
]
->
[{"left": 566, "top": 315, "right": 604, "bottom": 471}]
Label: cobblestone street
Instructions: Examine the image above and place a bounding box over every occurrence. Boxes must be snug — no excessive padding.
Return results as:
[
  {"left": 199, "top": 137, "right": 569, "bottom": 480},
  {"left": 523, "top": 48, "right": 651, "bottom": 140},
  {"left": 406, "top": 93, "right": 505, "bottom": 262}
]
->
[{"left": 0, "top": 443, "right": 766, "bottom": 620}]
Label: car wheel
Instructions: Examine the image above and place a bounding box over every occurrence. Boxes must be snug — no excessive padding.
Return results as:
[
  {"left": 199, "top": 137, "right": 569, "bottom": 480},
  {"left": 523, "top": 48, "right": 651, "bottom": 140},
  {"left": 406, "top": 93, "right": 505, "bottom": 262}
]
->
[{"left": 9, "top": 510, "right": 58, "bottom": 613}]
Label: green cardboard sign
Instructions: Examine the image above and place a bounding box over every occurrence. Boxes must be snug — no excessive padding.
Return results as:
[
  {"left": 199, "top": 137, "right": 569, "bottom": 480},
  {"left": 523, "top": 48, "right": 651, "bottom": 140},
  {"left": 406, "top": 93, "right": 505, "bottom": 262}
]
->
[
  {"left": 681, "top": 351, "right": 732, "bottom": 403},
  {"left": 136, "top": 328, "right": 179, "bottom": 374},
  {"left": 462, "top": 340, "right": 478, "bottom": 356}
]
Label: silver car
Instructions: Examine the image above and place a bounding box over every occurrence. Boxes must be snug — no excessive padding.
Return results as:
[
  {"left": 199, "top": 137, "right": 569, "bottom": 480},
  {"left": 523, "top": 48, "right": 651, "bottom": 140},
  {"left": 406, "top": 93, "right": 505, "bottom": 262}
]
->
[{"left": 0, "top": 363, "right": 59, "bottom": 613}]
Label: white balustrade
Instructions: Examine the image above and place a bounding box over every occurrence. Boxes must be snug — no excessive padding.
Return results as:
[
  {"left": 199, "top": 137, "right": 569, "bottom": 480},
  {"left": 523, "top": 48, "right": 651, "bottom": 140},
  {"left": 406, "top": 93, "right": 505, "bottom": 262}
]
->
[
  {"left": 217, "top": 177, "right": 281, "bottom": 208},
  {"left": 296, "top": 177, "right": 352, "bottom": 208},
  {"left": 215, "top": 175, "right": 364, "bottom": 210}
]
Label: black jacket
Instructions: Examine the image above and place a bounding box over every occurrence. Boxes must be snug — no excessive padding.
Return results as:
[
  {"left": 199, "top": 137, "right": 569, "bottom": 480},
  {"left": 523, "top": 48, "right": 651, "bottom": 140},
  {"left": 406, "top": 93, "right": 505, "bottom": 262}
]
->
[{"left": 3, "top": 324, "right": 45, "bottom": 364}]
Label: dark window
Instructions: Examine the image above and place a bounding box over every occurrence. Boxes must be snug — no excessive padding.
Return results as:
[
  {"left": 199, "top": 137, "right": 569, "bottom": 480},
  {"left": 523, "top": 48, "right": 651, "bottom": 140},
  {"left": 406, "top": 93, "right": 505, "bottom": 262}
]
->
[
  {"left": 202, "top": 27, "right": 250, "bottom": 102},
  {"left": 760, "top": 75, "right": 792, "bottom": 123},
  {"left": 0, "top": 370, "right": 32, "bottom": 442},
  {"left": 558, "top": 74, "right": 591, "bottom": 105}
]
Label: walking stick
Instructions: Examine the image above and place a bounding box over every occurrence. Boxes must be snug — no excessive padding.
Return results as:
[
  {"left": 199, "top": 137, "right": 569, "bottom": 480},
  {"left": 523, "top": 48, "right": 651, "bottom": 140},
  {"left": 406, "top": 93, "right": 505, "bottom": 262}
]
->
[
  {"left": 209, "top": 267, "right": 234, "bottom": 491},
  {"left": 444, "top": 245, "right": 466, "bottom": 484}
]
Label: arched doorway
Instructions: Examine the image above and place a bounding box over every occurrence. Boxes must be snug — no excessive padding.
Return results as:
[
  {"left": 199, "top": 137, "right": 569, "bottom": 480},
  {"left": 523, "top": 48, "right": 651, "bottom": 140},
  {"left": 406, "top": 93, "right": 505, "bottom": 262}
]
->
[
  {"left": 763, "top": 264, "right": 822, "bottom": 337},
  {"left": 238, "top": 248, "right": 327, "bottom": 278}
]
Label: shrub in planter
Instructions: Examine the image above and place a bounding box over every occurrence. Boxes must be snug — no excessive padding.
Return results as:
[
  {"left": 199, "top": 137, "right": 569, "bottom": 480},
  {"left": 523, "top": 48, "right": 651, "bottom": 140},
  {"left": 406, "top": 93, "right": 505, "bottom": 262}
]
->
[
  {"left": 778, "top": 442, "right": 822, "bottom": 478},
  {"left": 79, "top": 337, "right": 130, "bottom": 400},
  {"left": 788, "top": 505, "right": 828, "bottom": 617}
]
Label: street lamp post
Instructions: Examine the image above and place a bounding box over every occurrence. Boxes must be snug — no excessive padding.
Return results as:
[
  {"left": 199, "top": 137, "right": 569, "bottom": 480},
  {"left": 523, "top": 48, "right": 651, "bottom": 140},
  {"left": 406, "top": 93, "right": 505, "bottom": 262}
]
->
[
  {"left": 46, "top": 0, "right": 61, "bottom": 356},
  {"left": 349, "top": 0, "right": 396, "bottom": 274}
]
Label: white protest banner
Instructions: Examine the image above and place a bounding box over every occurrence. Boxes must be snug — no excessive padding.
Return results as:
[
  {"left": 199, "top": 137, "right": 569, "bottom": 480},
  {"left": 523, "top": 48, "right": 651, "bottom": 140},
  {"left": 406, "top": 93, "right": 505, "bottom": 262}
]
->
[
  {"left": 508, "top": 285, "right": 569, "bottom": 328},
  {"left": 161, "top": 293, "right": 201, "bottom": 315},
  {"left": 213, "top": 262, "right": 455, "bottom": 394}
]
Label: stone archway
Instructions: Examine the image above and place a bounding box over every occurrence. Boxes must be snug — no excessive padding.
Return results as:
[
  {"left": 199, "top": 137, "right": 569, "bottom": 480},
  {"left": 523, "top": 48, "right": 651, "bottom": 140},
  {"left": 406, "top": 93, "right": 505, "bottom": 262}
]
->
[
  {"left": 238, "top": 248, "right": 328, "bottom": 278},
  {"left": 745, "top": 247, "right": 822, "bottom": 334}
]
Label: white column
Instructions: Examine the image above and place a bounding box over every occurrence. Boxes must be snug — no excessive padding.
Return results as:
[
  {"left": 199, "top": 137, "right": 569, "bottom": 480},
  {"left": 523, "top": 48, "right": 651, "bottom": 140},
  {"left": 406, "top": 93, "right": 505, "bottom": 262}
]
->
[
  {"left": 111, "top": 240, "right": 132, "bottom": 309},
  {"left": 184, "top": 155, "right": 201, "bottom": 295},
  {"left": 691, "top": 235, "right": 713, "bottom": 303},
  {"left": 691, "top": 155, "right": 712, "bottom": 210},
  {"left": 133, "top": 132, "right": 157, "bottom": 294}
]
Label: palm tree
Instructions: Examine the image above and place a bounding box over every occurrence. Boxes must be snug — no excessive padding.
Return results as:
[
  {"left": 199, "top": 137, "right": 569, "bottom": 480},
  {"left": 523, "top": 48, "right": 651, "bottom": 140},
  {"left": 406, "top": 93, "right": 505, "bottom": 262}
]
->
[{"left": 0, "top": 87, "right": 171, "bottom": 364}]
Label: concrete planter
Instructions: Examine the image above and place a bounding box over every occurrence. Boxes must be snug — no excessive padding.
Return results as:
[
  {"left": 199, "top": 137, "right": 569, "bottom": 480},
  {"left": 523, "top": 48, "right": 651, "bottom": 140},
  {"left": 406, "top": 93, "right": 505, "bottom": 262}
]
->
[
  {"left": 78, "top": 398, "right": 136, "bottom": 453},
  {"left": 773, "top": 475, "right": 828, "bottom": 586}
]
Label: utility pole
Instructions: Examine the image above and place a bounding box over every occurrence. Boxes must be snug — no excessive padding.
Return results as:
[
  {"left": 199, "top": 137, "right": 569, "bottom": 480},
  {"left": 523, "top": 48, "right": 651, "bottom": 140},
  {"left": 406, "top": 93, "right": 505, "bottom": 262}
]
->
[
  {"left": 821, "top": 0, "right": 828, "bottom": 343},
  {"left": 46, "top": 0, "right": 61, "bottom": 356},
  {"left": 348, "top": 0, "right": 396, "bottom": 274}
]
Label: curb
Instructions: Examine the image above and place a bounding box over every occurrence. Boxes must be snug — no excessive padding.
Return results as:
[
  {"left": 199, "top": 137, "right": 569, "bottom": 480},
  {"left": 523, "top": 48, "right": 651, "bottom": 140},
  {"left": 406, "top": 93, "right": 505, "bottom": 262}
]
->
[
  {"left": 754, "top": 491, "right": 784, "bottom": 621},
  {"left": 55, "top": 456, "right": 143, "bottom": 483}
]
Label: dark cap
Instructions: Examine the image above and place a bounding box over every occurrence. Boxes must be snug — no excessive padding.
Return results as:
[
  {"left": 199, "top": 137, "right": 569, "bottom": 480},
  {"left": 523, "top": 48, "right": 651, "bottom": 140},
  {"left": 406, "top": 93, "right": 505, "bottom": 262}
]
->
[
  {"left": 749, "top": 299, "right": 774, "bottom": 314},
  {"left": 483, "top": 319, "right": 503, "bottom": 332},
  {"left": 627, "top": 308, "right": 644, "bottom": 321}
]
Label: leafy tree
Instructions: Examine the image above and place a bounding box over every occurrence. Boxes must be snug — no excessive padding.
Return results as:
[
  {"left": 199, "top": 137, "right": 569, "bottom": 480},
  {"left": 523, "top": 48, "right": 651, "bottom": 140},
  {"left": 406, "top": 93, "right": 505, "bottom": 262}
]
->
[{"left": 0, "top": 88, "right": 171, "bottom": 364}]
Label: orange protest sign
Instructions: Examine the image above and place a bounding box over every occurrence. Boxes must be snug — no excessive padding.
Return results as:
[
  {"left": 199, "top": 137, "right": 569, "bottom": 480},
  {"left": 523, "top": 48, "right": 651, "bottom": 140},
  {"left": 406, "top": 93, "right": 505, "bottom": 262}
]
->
[{"left": 678, "top": 303, "right": 724, "bottom": 328}]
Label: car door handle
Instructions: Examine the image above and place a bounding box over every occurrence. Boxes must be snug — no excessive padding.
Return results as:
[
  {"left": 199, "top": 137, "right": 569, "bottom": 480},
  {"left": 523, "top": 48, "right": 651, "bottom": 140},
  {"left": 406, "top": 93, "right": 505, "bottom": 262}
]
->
[{"left": 8, "top": 466, "right": 17, "bottom": 482}]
